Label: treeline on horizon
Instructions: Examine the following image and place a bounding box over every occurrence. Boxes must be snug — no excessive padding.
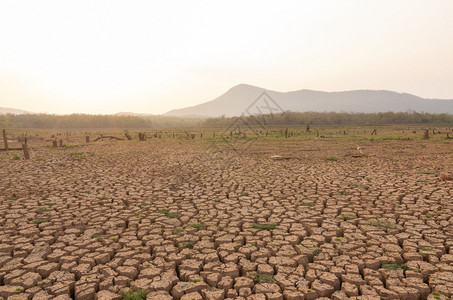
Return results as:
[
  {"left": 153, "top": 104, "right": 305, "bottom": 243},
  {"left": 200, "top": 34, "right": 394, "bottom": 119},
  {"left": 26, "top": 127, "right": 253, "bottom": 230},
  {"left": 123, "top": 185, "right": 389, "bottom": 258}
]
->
[
  {"left": 203, "top": 111, "right": 453, "bottom": 127},
  {"left": 0, "top": 113, "right": 202, "bottom": 129},
  {"left": 1, "top": 111, "right": 453, "bottom": 129}
]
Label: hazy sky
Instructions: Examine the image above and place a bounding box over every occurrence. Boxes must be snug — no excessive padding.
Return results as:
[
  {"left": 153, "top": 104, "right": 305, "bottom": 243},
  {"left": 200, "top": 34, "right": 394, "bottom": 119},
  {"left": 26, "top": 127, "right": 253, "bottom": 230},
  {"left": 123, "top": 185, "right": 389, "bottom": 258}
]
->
[{"left": 1, "top": 1, "right": 453, "bottom": 114}]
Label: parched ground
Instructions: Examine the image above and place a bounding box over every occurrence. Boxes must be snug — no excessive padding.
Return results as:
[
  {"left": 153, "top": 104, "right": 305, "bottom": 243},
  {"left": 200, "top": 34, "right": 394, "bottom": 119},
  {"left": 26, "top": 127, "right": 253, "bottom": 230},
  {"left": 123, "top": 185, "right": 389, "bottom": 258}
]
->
[{"left": 0, "top": 130, "right": 453, "bottom": 300}]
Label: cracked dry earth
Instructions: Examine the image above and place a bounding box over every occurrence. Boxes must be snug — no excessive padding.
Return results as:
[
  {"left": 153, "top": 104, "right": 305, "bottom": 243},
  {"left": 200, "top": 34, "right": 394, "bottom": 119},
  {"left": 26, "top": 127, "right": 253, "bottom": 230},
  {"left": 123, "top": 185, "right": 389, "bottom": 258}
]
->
[{"left": 0, "top": 137, "right": 453, "bottom": 300}]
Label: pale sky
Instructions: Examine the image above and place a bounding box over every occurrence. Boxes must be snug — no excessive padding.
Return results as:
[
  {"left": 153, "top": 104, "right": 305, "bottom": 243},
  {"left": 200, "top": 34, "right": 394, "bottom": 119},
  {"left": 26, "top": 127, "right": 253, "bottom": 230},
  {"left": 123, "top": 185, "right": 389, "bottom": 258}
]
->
[{"left": 1, "top": 0, "right": 453, "bottom": 114}]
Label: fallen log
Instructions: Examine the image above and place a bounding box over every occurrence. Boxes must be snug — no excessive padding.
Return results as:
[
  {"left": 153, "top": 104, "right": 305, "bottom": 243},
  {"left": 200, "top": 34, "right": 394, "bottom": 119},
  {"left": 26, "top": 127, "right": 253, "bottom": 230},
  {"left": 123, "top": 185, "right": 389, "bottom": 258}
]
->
[
  {"left": 270, "top": 155, "right": 292, "bottom": 160},
  {"left": 93, "top": 136, "right": 125, "bottom": 142}
]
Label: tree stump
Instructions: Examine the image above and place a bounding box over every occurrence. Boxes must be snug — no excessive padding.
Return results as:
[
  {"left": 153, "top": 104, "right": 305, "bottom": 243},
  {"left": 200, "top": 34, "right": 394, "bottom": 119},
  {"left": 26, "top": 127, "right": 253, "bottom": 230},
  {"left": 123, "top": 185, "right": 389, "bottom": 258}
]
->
[
  {"left": 138, "top": 132, "right": 147, "bottom": 141},
  {"left": 3, "top": 129, "right": 8, "bottom": 151},
  {"left": 424, "top": 130, "right": 429, "bottom": 139},
  {"left": 124, "top": 130, "right": 132, "bottom": 140},
  {"left": 52, "top": 140, "right": 57, "bottom": 148},
  {"left": 22, "top": 143, "right": 30, "bottom": 160}
]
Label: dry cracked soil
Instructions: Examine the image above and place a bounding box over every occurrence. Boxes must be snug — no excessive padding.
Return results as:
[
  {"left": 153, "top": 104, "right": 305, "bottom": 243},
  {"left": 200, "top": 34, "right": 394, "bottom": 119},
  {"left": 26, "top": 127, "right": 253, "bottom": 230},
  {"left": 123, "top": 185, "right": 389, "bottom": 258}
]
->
[{"left": 0, "top": 130, "right": 453, "bottom": 300}]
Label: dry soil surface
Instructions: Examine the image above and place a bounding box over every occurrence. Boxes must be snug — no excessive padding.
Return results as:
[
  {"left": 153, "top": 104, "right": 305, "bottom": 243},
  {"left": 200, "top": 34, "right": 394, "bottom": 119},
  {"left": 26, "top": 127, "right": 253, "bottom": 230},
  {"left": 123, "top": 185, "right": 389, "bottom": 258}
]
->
[{"left": 0, "top": 136, "right": 452, "bottom": 300}]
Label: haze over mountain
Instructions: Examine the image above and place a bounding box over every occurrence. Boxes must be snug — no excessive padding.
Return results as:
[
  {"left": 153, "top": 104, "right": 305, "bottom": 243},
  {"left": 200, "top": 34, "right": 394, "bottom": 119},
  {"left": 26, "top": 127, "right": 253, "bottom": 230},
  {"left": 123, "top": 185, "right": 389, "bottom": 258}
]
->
[
  {"left": 0, "top": 107, "right": 31, "bottom": 115},
  {"left": 165, "top": 84, "right": 453, "bottom": 117},
  {"left": 4, "top": 84, "right": 453, "bottom": 118}
]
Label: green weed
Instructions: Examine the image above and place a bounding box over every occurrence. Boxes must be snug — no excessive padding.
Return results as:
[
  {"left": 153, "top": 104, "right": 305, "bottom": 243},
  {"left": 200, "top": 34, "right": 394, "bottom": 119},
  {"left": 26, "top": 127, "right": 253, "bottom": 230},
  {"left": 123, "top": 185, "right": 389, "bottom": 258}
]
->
[
  {"left": 250, "top": 273, "right": 275, "bottom": 284},
  {"left": 119, "top": 289, "right": 149, "bottom": 300}
]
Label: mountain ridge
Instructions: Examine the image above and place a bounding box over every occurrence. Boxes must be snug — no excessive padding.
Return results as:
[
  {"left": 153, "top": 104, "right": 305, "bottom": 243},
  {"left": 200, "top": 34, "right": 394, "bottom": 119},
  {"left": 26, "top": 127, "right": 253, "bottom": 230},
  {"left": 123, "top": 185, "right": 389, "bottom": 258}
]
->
[{"left": 165, "top": 84, "right": 453, "bottom": 117}]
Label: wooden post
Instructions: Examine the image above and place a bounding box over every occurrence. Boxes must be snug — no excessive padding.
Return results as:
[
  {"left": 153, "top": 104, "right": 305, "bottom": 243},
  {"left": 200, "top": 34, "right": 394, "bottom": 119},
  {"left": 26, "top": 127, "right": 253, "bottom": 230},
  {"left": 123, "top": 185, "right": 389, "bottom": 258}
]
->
[
  {"left": 22, "top": 143, "right": 30, "bottom": 160},
  {"left": 52, "top": 140, "right": 57, "bottom": 148},
  {"left": 86, "top": 136, "right": 90, "bottom": 143},
  {"left": 3, "top": 129, "right": 8, "bottom": 151},
  {"left": 59, "top": 139, "right": 63, "bottom": 147},
  {"left": 284, "top": 128, "right": 288, "bottom": 138}
]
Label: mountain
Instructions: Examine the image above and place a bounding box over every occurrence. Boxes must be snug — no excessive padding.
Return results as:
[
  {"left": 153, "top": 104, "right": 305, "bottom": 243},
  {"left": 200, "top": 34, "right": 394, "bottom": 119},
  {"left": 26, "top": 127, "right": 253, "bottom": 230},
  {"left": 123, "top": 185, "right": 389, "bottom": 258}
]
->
[
  {"left": 164, "top": 84, "right": 453, "bottom": 117},
  {"left": 0, "top": 107, "right": 31, "bottom": 114}
]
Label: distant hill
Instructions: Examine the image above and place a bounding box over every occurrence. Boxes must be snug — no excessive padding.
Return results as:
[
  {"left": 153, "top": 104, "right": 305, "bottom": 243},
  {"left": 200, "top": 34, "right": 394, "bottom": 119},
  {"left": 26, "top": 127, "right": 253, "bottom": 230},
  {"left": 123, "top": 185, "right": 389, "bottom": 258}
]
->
[
  {"left": 164, "top": 84, "right": 453, "bottom": 117},
  {"left": 115, "top": 112, "right": 155, "bottom": 117},
  {"left": 115, "top": 112, "right": 207, "bottom": 119},
  {"left": 0, "top": 107, "right": 31, "bottom": 115}
]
